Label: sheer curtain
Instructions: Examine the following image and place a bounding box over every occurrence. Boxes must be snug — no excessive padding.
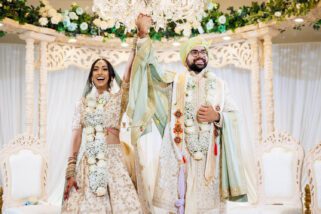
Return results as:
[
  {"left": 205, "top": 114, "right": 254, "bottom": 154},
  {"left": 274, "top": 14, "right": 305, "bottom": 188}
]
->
[
  {"left": 0, "top": 42, "right": 320, "bottom": 206},
  {"left": 273, "top": 43, "right": 321, "bottom": 151}
]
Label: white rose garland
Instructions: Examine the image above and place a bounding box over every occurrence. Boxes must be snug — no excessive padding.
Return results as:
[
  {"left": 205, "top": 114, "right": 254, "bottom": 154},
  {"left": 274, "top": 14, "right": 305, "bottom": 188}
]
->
[
  {"left": 84, "top": 87, "right": 110, "bottom": 196},
  {"left": 184, "top": 71, "right": 216, "bottom": 160}
]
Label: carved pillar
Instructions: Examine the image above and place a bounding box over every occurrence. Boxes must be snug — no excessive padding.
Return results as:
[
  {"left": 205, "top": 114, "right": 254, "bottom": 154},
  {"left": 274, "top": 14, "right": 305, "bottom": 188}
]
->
[
  {"left": 39, "top": 41, "right": 48, "bottom": 144},
  {"left": 19, "top": 34, "right": 35, "bottom": 134},
  {"left": 263, "top": 35, "right": 275, "bottom": 134},
  {"left": 250, "top": 38, "right": 263, "bottom": 144}
]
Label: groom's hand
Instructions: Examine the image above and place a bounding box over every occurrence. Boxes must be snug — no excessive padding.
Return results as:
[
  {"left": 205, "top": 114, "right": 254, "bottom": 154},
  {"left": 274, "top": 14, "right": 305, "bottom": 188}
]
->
[
  {"left": 197, "top": 105, "right": 220, "bottom": 123},
  {"left": 135, "top": 13, "right": 152, "bottom": 38}
]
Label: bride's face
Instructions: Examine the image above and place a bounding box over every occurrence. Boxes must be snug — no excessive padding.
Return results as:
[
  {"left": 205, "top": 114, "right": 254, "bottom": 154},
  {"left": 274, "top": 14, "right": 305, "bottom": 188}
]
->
[{"left": 92, "top": 60, "right": 109, "bottom": 90}]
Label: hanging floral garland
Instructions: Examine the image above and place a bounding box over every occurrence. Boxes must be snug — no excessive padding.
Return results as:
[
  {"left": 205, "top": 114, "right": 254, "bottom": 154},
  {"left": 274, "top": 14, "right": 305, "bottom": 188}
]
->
[{"left": 0, "top": 0, "right": 320, "bottom": 41}]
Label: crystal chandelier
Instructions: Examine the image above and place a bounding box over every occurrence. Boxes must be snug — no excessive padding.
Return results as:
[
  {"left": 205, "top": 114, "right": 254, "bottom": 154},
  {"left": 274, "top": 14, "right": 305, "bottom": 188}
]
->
[{"left": 92, "top": 0, "right": 206, "bottom": 33}]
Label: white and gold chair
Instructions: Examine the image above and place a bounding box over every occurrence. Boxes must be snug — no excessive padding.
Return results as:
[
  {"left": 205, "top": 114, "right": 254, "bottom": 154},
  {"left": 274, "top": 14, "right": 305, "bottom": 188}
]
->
[
  {"left": 227, "top": 132, "right": 304, "bottom": 214},
  {"left": 0, "top": 134, "right": 59, "bottom": 214},
  {"left": 305, "top": 143, "right": 321, "bottom": 214},
  {"left": 256, "top": 132, "right": 304, "bottom": 214}
]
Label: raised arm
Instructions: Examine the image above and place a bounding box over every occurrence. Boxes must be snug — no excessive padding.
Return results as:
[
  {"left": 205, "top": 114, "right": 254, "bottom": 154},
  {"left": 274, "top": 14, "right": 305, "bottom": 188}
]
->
[{"left": 122, "top": 43, "right": 137, "bottom": 83}]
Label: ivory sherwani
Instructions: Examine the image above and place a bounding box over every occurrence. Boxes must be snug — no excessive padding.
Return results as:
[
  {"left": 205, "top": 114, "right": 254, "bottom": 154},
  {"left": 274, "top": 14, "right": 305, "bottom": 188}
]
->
[{"left": 127, "top": 37, "right": 247, "bottom": 214}]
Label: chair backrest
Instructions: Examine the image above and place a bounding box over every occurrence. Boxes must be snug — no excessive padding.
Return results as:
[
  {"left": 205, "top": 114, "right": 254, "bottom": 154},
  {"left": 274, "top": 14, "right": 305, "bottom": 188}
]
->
[
  {"left": 0, "top": 134, "right": 48, "bottom": 210},
  {"left": 305, "top": 143, "right": 321, "bottom": 214},
  {"left": 257, "top": 132, "right": 304, "bottom": 206}
]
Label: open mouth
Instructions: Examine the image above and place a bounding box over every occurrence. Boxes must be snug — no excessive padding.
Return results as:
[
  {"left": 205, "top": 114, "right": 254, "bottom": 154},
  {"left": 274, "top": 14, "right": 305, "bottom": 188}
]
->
[{"left": 97, "top": 76, "right": 105, "bottom": 83}]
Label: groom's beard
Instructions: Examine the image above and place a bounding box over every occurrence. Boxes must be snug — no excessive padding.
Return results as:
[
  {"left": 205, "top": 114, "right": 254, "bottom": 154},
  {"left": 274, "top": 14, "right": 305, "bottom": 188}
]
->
[{"left": 187, "top": 58, "right": 208, "bottom": 74}]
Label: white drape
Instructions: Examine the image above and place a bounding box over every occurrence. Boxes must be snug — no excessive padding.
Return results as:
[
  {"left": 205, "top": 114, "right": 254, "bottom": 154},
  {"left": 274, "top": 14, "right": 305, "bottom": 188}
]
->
[{"left": 0, "top": 42, "right": 320, "bottom": 206}]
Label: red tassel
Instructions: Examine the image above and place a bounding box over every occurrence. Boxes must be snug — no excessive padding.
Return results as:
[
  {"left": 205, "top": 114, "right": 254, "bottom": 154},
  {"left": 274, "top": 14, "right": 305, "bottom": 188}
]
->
[
  {"left": 182, "top": 156, "right": 187, "bottom": 164},
  {"left": 214, "top": 143, "right": 218, "bottom": 156}
]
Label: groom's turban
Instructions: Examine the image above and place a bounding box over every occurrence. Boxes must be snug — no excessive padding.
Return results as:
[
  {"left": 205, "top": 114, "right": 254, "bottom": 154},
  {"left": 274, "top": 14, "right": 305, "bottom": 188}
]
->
[{"left": 180, "top": 36, "right": 211, "bottom": 67}]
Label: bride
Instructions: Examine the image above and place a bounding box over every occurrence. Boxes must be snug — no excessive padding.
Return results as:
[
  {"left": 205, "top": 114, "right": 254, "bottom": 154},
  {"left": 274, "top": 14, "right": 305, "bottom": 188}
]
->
[{"left": 61, "top": 48, "right": 142, "bottom": 213}]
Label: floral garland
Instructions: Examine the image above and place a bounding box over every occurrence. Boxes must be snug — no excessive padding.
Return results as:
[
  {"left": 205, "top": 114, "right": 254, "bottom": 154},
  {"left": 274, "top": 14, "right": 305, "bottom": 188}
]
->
[
  {"left": 84, "top": 87, "right": 109, "bottom": 196},
  {"left": 184, "top": 71, "right": 216, "bottom": 160},
  {"left": 0, "top": 0, "right": 320, "bottom": 41}
]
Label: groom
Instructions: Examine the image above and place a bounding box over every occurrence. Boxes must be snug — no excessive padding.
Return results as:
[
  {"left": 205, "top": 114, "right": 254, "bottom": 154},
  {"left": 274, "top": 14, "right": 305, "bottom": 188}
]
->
[{"left": 128, "top": 14, "right": 247, "bottom": 213}]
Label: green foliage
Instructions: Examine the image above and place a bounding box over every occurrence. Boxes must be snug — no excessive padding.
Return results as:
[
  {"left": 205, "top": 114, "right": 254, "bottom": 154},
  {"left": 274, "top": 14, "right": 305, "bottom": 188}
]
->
[{"left": 0, "top": 0, "right": 320, "bottom": 41}]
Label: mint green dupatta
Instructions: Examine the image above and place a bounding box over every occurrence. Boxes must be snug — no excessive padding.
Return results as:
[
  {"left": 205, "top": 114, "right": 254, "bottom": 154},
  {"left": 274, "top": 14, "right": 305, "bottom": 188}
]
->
[
  {"left": 221, "top": 112, "right": 248, "bottom": 201},
  {"left": 127, "top": 38, "right": 175, "bottom": 145}
]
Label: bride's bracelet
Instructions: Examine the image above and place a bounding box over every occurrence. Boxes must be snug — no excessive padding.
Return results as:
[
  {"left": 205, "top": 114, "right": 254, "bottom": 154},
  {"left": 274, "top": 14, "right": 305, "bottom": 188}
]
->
[{"left": 65, "top": 156, "right": 77, "bottom": 179}]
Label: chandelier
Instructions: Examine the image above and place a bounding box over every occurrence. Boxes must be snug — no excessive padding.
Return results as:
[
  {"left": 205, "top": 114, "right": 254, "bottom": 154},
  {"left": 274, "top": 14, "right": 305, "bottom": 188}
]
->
[{"left": 92, "top": 0, "right": 207, "bottom": 34}]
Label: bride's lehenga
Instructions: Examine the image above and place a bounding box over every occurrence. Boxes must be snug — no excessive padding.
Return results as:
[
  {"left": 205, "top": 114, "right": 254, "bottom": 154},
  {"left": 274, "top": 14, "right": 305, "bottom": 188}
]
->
[{"left": 62, "top": 83, "right": 142, "bottom": 214}]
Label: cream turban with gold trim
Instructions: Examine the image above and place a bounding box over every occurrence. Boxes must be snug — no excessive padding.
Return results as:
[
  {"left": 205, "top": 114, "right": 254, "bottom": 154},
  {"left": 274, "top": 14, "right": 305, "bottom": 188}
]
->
[{"left": 180, "top": 36, "right": 211, "bottom": 67}]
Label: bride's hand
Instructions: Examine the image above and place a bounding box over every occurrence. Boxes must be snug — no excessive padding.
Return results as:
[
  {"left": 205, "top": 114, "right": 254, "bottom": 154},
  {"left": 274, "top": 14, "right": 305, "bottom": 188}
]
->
[{"left": 64, "top": 177, "right": 79, "bottom": 200}]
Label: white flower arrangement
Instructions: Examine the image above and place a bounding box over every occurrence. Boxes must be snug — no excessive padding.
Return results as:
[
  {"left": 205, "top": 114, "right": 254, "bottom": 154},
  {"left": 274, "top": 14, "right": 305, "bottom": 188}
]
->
[
  {"left": 184, "top": 72, "right": 217, "bottom": 160},
  {"left": 274, "top": 11, "right": 282, "bottom": 17},
  {"left": 97, "top": 160, "right": 107, "bottom": 167},
  {"left": 93, "top": 18, "right": 101, "bottom": 28},
  {"left": 115, "top": 22, "right": 121, "bottom": 29},
  {"left": 39, "top": 17, "right": 49, "bottom": 26},
  {"left": 95, "top": 125, "right": 104, "bottom": 132},
  {"left": 185, "top": 93, "right": 193, "bottom": 102},
  {"left": 47, "top": 8, "right": 57, "bottom": 17},
  {"left": 86, "top": 126, "right": 94, "bottom": 134},
  {"left": 198, "top": 26, "right": 205, "bottom": 34},
  {"left": 63, "top": 10, "right": 69, "bottom": 17},
  {"left": 88, "top": 157, "right": 96, "bottom": 165},
  {"left": 87, "top": 100, "right": 97, "bottom": 108},
  {"left": 89, "top": 165, "right": 97, "bottom": 172},
  {"left": 207, "top": 3, "right": 214, "bottom": 11},
  {"left": 196, "top": 14, "right": 203, "bottom": 22},
  {"left": 80, "top": 22, "right": 88, "bottom": 31},
  {"left": 76, "top": 7, "right": 84, "bottom": 15},
  {"left": 83, "top": 88, "right": 110, "bottom": 196},
  {"left": 100, "top": 21, "right": 109, "bottom": 30},
  {"left": 183, "top": 28, "right": 192, "bottom": 37},
  {"left": 212, "top": 3, "right": 219, "bottom": 10},
  {"left": 85, "top": 107, "right": 93, "bottom": 113},
  {"left": 39, "top": 7, "right": 48, "bottom": 17},
  {"left": 199, "top": 123, "right": 211, "bottom": 131},
  {"left": 51, "top": 14, "right": 62, "bottom": 25},
  {"left": 67, "top": 22, "right": 78, "bottom": 31},
  {"left": 96, "top": 187, "right": 107, "bottom": 196},
  {"left": 97, "top": 152, "right": 105, "bottom": 160},
  {"left": 185, "top": 119, "right": 194, "bottom": 127},
  {"left": 174, "top": 25, "right": 183, "bottom": 34},
  {"left": 68, "top": 11, "right": 78, "bottom": 20},
  {"left": 206, "top": 19, "right": 214, "bottom": 31},
  {"left": 95, "top": 132, "right": 105, "bottom": 140},
  {"left": 185, "top": 126, "right": 197, "bottom": 134},
  {"left": 218, "top": 15, "right": 227, "bottom": 24}
]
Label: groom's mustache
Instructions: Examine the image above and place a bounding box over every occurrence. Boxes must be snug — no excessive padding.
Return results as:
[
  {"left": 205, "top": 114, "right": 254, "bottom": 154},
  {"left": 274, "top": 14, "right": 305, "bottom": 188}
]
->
[{"left": 193, "top": 58, "right": 207, "bottom": 64}]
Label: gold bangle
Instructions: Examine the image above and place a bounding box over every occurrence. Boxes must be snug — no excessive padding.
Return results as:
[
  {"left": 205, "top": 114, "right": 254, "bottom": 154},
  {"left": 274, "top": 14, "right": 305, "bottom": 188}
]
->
[{"left": 65, "top": 157, "right": 77, "bottom": 179}]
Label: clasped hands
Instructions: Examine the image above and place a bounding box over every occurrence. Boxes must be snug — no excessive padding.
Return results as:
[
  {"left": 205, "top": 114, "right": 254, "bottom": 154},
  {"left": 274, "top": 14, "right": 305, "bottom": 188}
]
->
[
  {"left": 135, "top": 13, "right": 152, "bottom": 38},
  {"left": 197, "top": 105, "right": 220, "bottom": 123}
]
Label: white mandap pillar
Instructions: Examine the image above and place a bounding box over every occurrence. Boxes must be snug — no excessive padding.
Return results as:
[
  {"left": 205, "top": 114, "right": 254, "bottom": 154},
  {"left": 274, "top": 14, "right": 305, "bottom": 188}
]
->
[
  {"left": 263, "top": 34, "right": 275, "bottom": 134},
  {"left": 250, "top": 38, "right": 263, "bottom": 144},
  {"left": 19, "top": 33, "right": 35, "bottom": 134},
  {"left": 19, "top": 32, "right": 55, "bottom": 143}
]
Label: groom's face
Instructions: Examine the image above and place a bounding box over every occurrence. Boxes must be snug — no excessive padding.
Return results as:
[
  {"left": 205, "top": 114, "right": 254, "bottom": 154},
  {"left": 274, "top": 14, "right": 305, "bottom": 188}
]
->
[{"left": 186, "top": 46, "right": 208, "bottom": 73}]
